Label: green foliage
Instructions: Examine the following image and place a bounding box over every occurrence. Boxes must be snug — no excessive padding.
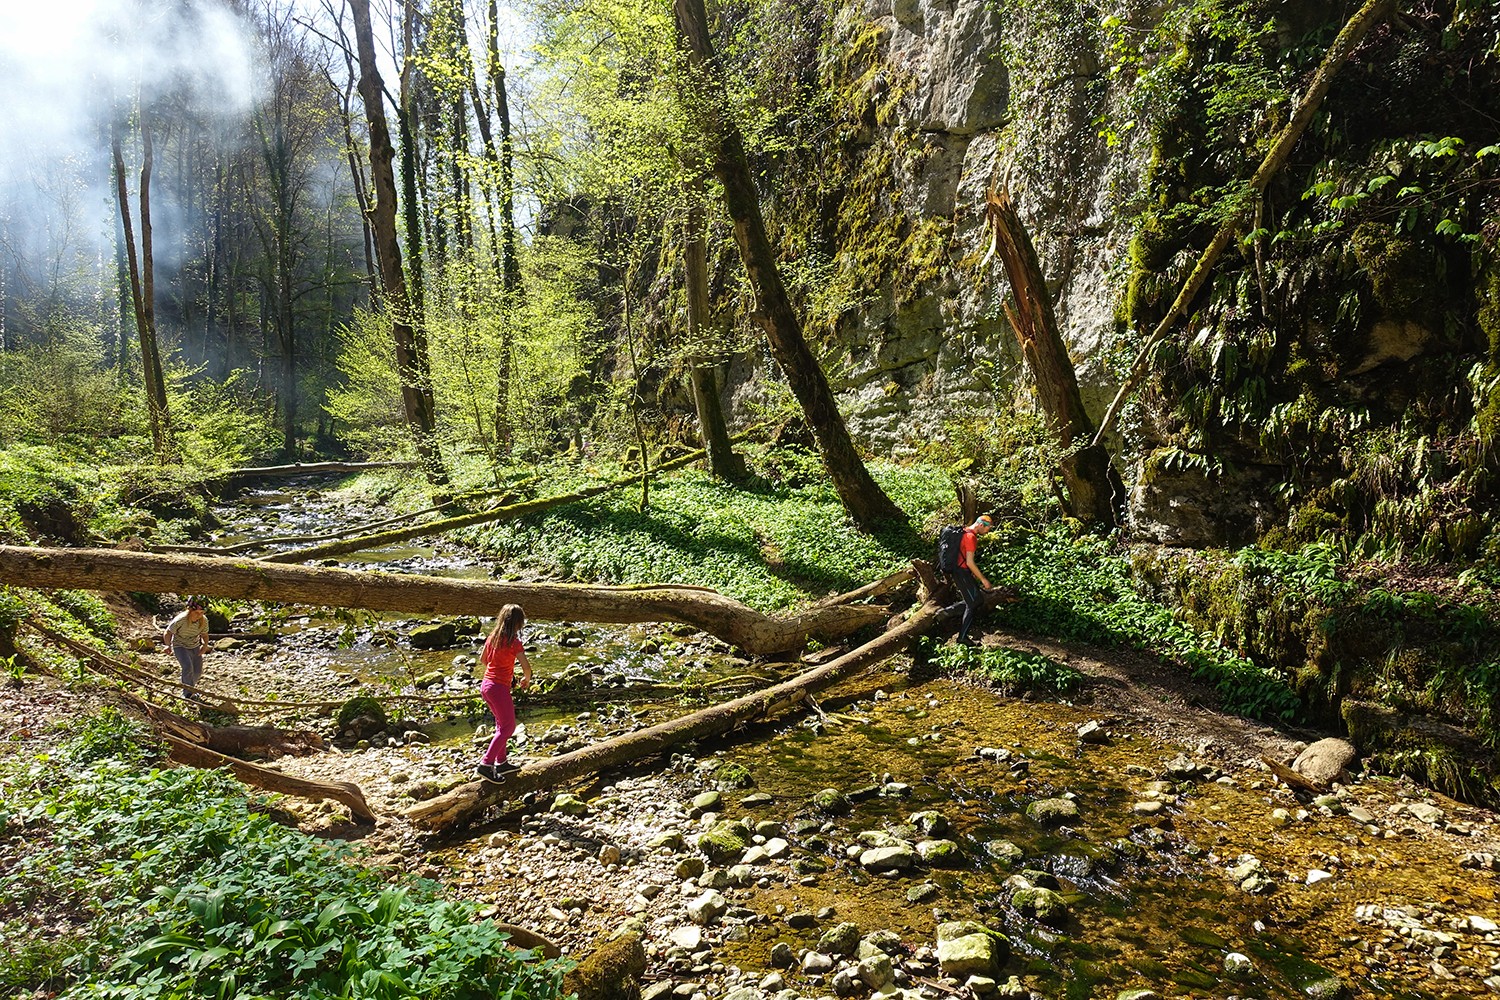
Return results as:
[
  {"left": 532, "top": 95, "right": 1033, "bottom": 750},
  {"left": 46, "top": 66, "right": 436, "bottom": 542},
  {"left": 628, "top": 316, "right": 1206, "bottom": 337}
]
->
[
  {"left": 0, "top": 755, "right": 568, "bottom": 1000},
  {"left": 63, "top": 707, "right": 159, "bottom": 767},
  {"left": 464, "top": 458, "right": 950, "bottom": 609},
  {"left": 49, "top": 591, "right": 117, "bottom": 640},
  {"left": 987, "top": 526, "right": 1301, "bottom": 722},
  {"left": 923, "top": 639, "right": 1084, "bottom": 696}
]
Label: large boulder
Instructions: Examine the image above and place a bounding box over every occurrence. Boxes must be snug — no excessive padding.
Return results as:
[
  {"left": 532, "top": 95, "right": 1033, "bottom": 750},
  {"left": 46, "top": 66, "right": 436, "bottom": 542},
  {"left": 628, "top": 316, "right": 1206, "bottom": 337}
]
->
[
  {"left": 1292, "top": 738, "right": 1356, "bottom": 786},
  {"left": 562, "top": 933, "right": 646, "bottom": 1000},
  {"left": 935, "top": 921, "right": 1008, "bottom": 979},
  {"left": 697, "top": 820, "right": 751, "bottom": 863},
  {"left": 409, "top": 621, "right": 458, "bottom": 649}
]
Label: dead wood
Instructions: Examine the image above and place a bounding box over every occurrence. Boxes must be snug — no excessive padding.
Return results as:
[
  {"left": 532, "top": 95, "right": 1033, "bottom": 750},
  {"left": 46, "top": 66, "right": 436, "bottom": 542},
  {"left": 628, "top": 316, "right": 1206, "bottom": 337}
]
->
[
  {"left": 159, "top": 733, "right": 376, "bottom": 823},
  {"left": 0, "top": 545, "right": 883, "bottom": 657},
  {"left": 219, "top": 460, "right": 418, "bottom": 484},
  {"left": 1262, "top": 754, "right": 1328, "bottom": 794},
  {"left": 405, "top": 592, "right": 951, "bottom": 831},
  {"left": 812, "top": 568, "right": 916, "bottom": 608},
  {"left": 114, "top": 689, "right": 324, "bottom": 757}
]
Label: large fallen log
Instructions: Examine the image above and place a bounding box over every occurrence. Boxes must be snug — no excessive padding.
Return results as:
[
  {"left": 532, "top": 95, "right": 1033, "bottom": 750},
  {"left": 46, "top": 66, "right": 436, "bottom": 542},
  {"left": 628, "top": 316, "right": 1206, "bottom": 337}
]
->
[
  {"left": 218, "top": 460, "right": 418, "bottom": 484},
  {"left": 159, "top": 733, "right": 376, "bottom": 823},
  {"left": 406, "top": 595, "right": 952, "bottom": 832},
  {"left": 0, "top": 545, "right": 884, "bottom": 657},
  {"left": 264, "top": 436, "right": 750, "bottom": 564},
  {"left": 117, "top": 690, "right": 324, "bottom": 758}
]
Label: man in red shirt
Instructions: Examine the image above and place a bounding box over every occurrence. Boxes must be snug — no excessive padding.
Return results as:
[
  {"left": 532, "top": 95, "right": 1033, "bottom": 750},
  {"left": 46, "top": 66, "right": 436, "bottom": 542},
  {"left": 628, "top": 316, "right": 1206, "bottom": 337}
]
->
[{"left": 952, "top": 515, "right": 994, "bottom": 645}]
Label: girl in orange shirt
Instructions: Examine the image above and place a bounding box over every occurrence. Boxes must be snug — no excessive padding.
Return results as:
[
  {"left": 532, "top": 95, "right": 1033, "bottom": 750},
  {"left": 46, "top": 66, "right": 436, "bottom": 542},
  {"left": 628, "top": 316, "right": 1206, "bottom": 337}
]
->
[{"left": 476, "top": 603, "right": 532, "bottom": 781}]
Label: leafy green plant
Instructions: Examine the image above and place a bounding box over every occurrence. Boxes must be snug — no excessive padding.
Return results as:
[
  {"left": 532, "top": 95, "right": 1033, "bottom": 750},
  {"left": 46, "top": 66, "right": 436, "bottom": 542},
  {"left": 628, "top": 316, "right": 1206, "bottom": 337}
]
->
[
  {"left": 62, "top": 707, "right": 159, "bottom": 767},
  {"left": 924, "top": 639, "right": 1084, "bottom": 696},
  {"left": 0, "top": 757, "right": 568, "bottom": 1000}
]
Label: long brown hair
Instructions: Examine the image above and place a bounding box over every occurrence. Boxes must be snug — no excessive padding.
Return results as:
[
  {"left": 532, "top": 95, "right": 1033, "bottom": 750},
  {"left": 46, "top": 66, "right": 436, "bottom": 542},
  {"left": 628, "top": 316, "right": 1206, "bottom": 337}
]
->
[{"left": 489, "top": 604, "right": 525, "bottom": 649}]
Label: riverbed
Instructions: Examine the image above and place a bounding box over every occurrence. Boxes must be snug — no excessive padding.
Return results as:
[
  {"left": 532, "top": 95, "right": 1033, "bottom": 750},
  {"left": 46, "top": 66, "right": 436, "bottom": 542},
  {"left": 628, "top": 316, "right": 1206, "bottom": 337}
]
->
[{"left": 202, "top": 479, "right": 1500, "bottom": 999}]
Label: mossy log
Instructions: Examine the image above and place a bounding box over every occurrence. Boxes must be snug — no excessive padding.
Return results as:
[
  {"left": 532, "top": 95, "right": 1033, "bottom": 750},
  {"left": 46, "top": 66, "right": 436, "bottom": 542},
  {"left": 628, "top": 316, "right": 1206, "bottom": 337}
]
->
[
  {"left": 0, "top": 545, "right": 884, "bottom": 657},
  {"left": 218, "top": 460, "right": 418, "bottom": 484},
  {"left": 405, "top": 593, "right": 951, "bottom": 832}
]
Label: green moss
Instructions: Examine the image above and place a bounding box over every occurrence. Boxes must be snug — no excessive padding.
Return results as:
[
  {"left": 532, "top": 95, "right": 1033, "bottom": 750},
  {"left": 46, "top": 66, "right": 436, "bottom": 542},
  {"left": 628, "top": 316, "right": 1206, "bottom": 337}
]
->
[
  {"left": 697, "top": 819, "right": 751, "bottom": 863},
  {"left": 1348, "top": 222, "right": 1437, "bottom": 320}
]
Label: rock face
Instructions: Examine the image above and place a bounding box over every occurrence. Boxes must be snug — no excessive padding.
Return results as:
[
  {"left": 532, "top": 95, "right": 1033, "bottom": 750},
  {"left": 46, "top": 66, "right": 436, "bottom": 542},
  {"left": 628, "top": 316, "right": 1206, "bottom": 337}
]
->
[{"left": 1293, "top": 738, "right": 1357, "bottom": 785}]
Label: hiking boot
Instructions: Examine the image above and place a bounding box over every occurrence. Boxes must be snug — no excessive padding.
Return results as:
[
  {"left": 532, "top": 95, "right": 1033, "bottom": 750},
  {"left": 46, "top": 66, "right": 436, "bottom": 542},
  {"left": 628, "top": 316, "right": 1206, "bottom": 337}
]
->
[
  {"left": 476, "top": 763, "right": 498, "bottom": 782},
  {"left": 493, "top": 759, "right": 522, "bottom": 775}
]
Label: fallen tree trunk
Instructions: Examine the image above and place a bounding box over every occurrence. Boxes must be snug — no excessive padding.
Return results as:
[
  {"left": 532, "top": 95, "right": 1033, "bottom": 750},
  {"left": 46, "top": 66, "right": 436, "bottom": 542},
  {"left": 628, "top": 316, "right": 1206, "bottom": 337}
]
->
[
  {"left": 263, "top": 438, "right": 743, "bottom": 564},
  {"left": 220, "top": 460, "right": 418, "bottom": 484},
  {"left": 0, "top": 545, "right": 884, "bottom": 657},
  {"left": 160, "top": 733, "right": 376, "bottom": 823},
  {"left": 116, "top": 690, "right": 324, "bottom": 758},
  {"left": 406, "top": 595, "right": 952, "bottom": 831}
]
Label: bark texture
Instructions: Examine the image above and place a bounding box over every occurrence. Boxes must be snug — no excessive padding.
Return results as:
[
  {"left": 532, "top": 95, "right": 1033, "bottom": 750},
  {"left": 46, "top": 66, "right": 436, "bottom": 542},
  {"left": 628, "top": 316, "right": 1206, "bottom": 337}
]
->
[
  {"left": 0, "top": 546, "right": 885, "bottom": 657},
  {"left": 349, "top": 0, "right": 448, "bottom": 487},
  {"left": 985, "top": 187, "right": 1119, "bottom": 526}
]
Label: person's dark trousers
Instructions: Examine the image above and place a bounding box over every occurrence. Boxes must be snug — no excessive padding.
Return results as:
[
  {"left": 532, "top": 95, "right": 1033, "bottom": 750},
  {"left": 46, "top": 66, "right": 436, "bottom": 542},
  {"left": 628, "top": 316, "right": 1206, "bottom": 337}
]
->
[{"left": 950, "top": 569, "right": 982, "bottom": 642}]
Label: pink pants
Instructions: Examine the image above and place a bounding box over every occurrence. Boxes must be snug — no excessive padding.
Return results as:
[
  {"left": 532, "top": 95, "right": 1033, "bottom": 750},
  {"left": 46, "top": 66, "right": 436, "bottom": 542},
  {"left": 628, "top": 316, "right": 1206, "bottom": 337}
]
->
[{"left": 480, "top": 679, "right": 515, "bottom": 764}]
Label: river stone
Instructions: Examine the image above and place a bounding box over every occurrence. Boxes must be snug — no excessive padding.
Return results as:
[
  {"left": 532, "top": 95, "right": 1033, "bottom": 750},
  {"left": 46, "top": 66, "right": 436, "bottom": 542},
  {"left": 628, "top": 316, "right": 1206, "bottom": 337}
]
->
[
  {"left": 861, "top": 930, "right": 903, "bottom": 956},
  {"left": 858, "top": 952, "right": 895, "bottom": 989},
  {"left": 985, "top": 839, "right": 1024, "bottom": 865},
  {"left": 858, "top": 830, "right": 907, "bottom": 848},
  {"left": 907, "top": 882, "right": 940, "bottom": 903},
  {"left": 700, "top": 868, "right": 732, "bottom": 890},
  {"left": 801, "top": 951, "right": 834, "bottom": 973},
  {"left": 909, "top": 810, "right": 950, "bottom": 836},
  {"left": 692, "top": 790, "right": 723, "bottom": 813},
  {"left": 1132, "top": 800, "right": 1164, "bottom": 816},
  {"left": 818, "top": 921, "right": 862, "bottom": 956},
  {"left": 1026, "top": 798, "right": 1079, "bottom": 825},
  {"left": 409, "top": 622, "right": 457, "bottom": 649},
  {"left": 786, "top": 911, "right": 816, "bottom": 929},
  {"left": 1011, "top": 887, "right": 1068, "bottom": 925},
  {"left": 1346, "top": 804, "right": 1376, "bottom": 825},
  {"left": 728, "top": 864, "right": 756, "bottom": 886},
  {"left": 770, "top": 941, "right": 795, "bottom": 967},
  {"left": 698, "top": 820, "right": 752, "bottom": 863},
  {"left": 935, "top": 921, "right": 1007, "bottom": 979},
  {"left": 1292, "top": 738, "right": 1355, "bottom": 785},
  {"left": 598, "top": 845, "right": 622, "bottom": 866},
  {"left": 1223, "top": 952, "right": 1254, "bottom": 978},
  {"left": 742, "top": 846, "right": 770, "bottom": 865},
  {"left": 652, "top": 831, "right": 686, "bottom": 851},
  {"left": 675, "top": 857, "right": 706, "bottom": 879},
  {"left": 1306, "top": 869, "right": 1333, "bottom": 885},
  {"left": 763, "top": 837, "right": 789, "bottom": 858},
  {"left": 1116, "top": 991, "right": 1163, "bottom": 1000},
  {"left": 1405, "top": 802, "right": 1445, "bottom": 825},
  {"left": 755, "top": 820, "right": 782, "bottom": 838},
  {"left": 551, "top": 793, "right": 589, "bottom": 817},
  {"left": 1302, "top": 976, "right": 1351, "bottom": 999},
  {"left": 669, "top": 924, "right": 703, "bottom": 950},
  {"left": 687, "top": 889, "right": 728, "bottom": 925},
  {"left": 722, "top": 989, "right": 763, "bottom": 1000},
  {"left": 1077, "top": 720, "right": 1109, "bottom": 744},
  {"left": 966, "top": 975, "right": 997, "bottom": 995},
  {"left": 741, "top": 792, "right": 774, "bottom": 808},
  {"left": 860, "top": 844, "right": 917, "bottom": 873},
  {"left": 917, "top": 839, "right": 962, "bottom": 866},
  {"left": 812, "top": 788, "right": 851, "bottom": 814}
]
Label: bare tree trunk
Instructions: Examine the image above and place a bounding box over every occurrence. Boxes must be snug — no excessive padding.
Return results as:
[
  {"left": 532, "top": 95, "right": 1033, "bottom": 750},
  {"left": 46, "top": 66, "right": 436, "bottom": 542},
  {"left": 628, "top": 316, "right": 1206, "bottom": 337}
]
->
[
  {"left": 1090, "top": 0, "right": 1398, "bottom": 448},
  {"left": 685, "top": 190, "right": 747, "bottom": 481},
  {"left": 0, "top": 544, "right": 887, "bottom": 657},
  {"left": 111, "top": 113, "right": 172, "bottom": 460},
  {"left": 984, "top": 187, "right": 1119, "bottom": 526},
  {"left": 407, "top": 595, "right": 948, "bottom": 831},
  {"left": 349, "top": 0, "right": 448, "bottom": 488},
  {"left": 486, "top": 0, "right": 521, "bottom": 454},
  {"left": 673, "top": 0, "right": 902, "bottom": 532}
]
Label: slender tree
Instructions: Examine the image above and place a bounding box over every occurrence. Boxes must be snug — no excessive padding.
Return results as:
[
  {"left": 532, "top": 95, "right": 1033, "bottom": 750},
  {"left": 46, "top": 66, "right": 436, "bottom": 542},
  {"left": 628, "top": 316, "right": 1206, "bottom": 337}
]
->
[
  {"left": 111, "top": 110, "right": 173, "bottom": 460},
  {"left": 349, "top": 0, "right": 448, "bottom": 486},
  {"left": 683, "top": 183, "right": 746, "bottom": 481},
  {"left": 673, "top": 0, "right": 903, "bottom": 530}
]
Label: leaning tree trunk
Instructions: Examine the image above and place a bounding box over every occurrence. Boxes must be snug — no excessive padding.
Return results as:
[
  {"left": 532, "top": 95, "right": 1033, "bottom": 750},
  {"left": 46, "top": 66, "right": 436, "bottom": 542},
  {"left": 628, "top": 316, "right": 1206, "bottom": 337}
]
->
[
  {"left": 407, "top": 595, "right": 950, "bottom": 831},
  {"left": 685, "top": 189, "right": 747, "bottom": 481},
  {"left": 985, "top": 187, "right": 1119, "bottom": 526},
  {"left": 1090, "top": 0, "right": 1398, "bottom": 448},
  {"left": 350, "top": 0, "right": 448, "bottom": 489},
  {"left": 674, "top": 0, "right": 903, "bottom": 532},
  {"left": 0, "top": 545, "right": 885, "bottom": 657}
]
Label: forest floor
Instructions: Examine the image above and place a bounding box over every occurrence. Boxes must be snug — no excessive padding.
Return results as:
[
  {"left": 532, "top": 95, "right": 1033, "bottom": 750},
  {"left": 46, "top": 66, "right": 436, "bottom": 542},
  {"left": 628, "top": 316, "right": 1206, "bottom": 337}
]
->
[{"left": 6, "top": 592, "right": 1500, "bottom": 999}]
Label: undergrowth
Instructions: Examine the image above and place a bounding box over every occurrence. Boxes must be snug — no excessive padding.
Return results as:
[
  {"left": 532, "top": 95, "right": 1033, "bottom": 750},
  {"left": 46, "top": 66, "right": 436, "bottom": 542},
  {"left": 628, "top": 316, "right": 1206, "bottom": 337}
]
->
[
  {"left": 922, "top": 639, "right": 1085, "bottom": 697},
  {"left": 985, "top": 525, "right": 1302, "bottom": 723},
  {"left": 0, "top": 729, "right": 568, "bottom": 1000}
]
